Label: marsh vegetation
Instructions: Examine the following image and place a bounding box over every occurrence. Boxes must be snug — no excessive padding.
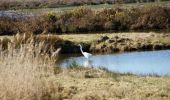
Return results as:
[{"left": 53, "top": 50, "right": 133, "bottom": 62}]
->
[
  {"left": 0, "top": 37, "right": 59, "bottom": 99},
  {"left": 1, "top": 6, "right": 170, "bottom": 35},
  {"left": 1, "top": 39, "right": 170, "bottom": 99},
  {"left": 0, "top": 1, "right": 170, "bottom": 100}
]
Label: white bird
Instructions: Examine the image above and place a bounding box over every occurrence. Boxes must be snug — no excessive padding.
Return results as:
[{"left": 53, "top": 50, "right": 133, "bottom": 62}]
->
[{"left": 79, "top": 44, "right": 92, "bottom": 59}]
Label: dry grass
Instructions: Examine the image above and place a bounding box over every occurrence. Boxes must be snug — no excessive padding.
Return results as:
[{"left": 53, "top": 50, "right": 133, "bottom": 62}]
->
[
  {"left": 0, "top": 33, "right": 64, "bottom": 54},
  {"left": 55, "top": 68, "right": 170, "bottom": 99},
  {"left": 1, "top": 0, "right": 163, "bottom": 10},
  {"left": 1, "top": 32, "right": 170, "bottom": 44},
  {"left": 58, "top": 32, "right": 170, "bottom": 44},
  {"left": 0, "top": 36, "right": 60, "bottom": 100}
]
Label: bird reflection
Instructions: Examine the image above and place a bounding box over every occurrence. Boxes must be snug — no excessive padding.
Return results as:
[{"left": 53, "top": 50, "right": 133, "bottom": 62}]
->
[{"left": 83, "top": 59, "right": 92, "bottom": 67}]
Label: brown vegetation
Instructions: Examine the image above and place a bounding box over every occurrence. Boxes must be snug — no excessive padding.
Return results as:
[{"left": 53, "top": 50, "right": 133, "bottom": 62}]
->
[
  {"left": 1, "top": 6, "right": 170, "bottom": 35},
  {"left": 91, "top": 33, "right": 170, "bottom": 53},
  {"left": 55, "top": 67, "right": 170, "bottom": 99},
  {"left": 0, "top": 33, "right": 64, "bottom": 54},
  {"left": 0, "top": 33, "right": 82, "bottom": 54},
  {"left": 1, "top": 32, "right": 170, "bottom": 54},
  {"left": 0, "top": 37, "right": 61, "bottom": 99}
]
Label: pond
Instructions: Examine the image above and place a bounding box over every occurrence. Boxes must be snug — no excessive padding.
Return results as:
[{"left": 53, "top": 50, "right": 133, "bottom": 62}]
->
[{"left": 58, "top": 50, "right": 170, "bottom": 76}]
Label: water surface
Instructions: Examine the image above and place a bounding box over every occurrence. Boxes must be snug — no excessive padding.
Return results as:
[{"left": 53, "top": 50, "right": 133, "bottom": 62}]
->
[{"left": 58, "top": 50, "right": 170, "bottom": 76}]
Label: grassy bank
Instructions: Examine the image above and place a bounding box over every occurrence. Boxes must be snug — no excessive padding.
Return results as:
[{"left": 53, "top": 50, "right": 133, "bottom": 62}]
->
[
  {"left": 57, "top": 32, "right": 170, "bottom": 53},
  {"left": 1, "top": 6, "right": 170, "bottom": 35},
  {"left": 1, "top": 32, "right": 170, "bottom": 54},
  {"left": 58, "top": 32, "right": 170, "bottom": 43},
  {"left": 55, "top": 67, "right": 170, "bottom": 99}
]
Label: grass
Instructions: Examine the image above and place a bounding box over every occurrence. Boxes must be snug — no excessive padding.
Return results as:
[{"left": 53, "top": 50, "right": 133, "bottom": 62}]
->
[
  {"left": 55, "top": 67, "right": 170, "bottom": 99},
  {"left": 6, "top": 1, "right": 170, "bottom": 13},
  {"left": 153, "top": 37, "right": 170, "bottom": 44},
  {"left": 0, "top": 33, "right": 130, "bottom": 44},
  {"left": 1, "top": 0, "right": 170, "bottom": 10},
  {"left": 0, "top": 33, "right": 64, "bottom": 54},
  {"left": 67, "top": 61, "right": 83, "bottom": 69},
  {"left": 0, "top": 32, "right": 153, "bottom": 44},
  {"left": 58, "top": 32, "right": 170, "bottom": 44},
  {"left": 1, "top": 32, "right": 170, "bottom": 45},
  {"left": 0, "top": 36, "right": 61, "bottom": 100}
]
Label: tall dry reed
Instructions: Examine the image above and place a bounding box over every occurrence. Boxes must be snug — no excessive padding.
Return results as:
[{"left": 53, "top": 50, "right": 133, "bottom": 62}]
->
[{"left": 0, "top": 36, "right": 60, "bottom": 100}]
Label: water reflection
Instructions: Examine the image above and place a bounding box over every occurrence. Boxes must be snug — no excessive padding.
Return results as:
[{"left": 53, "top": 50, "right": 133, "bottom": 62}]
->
[{"left": 83, "top": 60, "right": 92, "bottom": 67}]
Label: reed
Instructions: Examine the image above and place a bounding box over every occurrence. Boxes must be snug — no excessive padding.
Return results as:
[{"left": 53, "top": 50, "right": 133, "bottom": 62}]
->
[{"left": 0, "top": 35, "right": 60, "bottom": 100}]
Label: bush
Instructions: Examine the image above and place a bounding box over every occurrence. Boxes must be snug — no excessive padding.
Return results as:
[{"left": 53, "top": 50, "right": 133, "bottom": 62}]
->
[
  {"left": 0, "top": 6, "right": 170, "bottom": 35},
  {"left": 131, "top": 6, "right": 170, "bottom": 30},
  {"left": 57, "top": 7, "right": 94, "bottom": 32},
  {"left": 0, "top": 17, "right": 18, "bottom": 35}
]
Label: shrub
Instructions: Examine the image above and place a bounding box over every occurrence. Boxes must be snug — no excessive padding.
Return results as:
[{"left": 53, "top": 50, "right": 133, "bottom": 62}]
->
[
  {"left": 131, "top": 6, "right": 170, "bottom": 30},
  {"left": 57, "top": 7, "right": 94, "bottom": 32},
  {"left": 0, "top": 17, "right": 18, "bottom": 35},
  {"left": 0, "top": 6, "right": 170, "bottom": 35}
]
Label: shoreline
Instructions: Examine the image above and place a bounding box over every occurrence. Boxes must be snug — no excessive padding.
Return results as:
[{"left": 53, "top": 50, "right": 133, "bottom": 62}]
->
[
  {"left": 53, "top": 67, "right": 170, "bottom": 99},
  {"left": 58, "top": 32, "right": 170, "bottom": 54},
  {"left": 1, "top": 32, "right": 170, "bottom": 54}
]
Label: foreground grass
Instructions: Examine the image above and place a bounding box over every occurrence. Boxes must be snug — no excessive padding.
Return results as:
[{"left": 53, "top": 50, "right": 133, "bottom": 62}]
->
[
  {"left": 0, "top": 40, "right": 61, "bottom": 99},
  {"left": 54, "top": 68, "right": 170, "bottom": 99}
]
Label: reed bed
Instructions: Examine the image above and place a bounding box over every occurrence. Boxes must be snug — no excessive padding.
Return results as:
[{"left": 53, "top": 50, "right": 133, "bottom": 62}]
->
[{"left": 0, "top": 36, "right": 60, "bottom": 100}]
